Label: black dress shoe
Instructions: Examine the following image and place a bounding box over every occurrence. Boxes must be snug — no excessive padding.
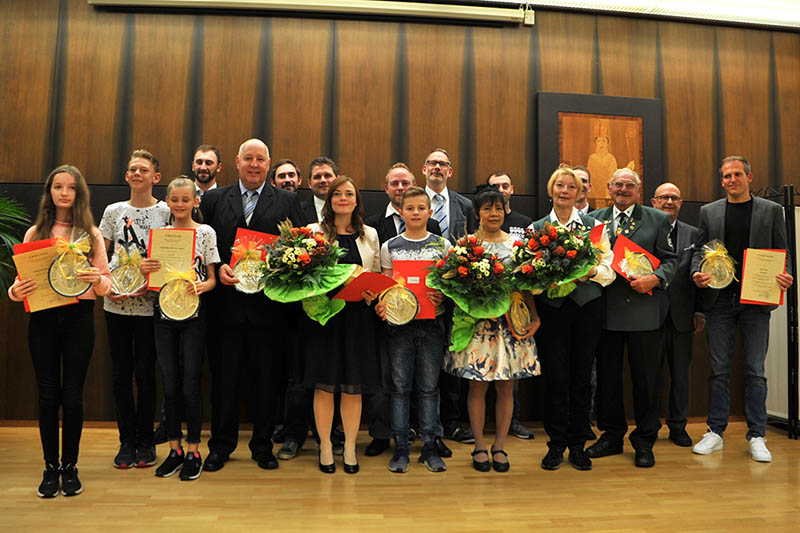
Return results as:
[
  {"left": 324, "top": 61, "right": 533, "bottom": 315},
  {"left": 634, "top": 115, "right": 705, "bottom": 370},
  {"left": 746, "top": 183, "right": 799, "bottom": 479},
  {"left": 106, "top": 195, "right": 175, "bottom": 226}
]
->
[
  {"left": 491, "top": 449, "right": 510, "bottom": 473},
  {"left": 434, "top": 437, "right": 452, "bottom": 458},
  {"left": 343, "top": 460, "right": 359, "bottom": 474},
  {"left": 318, "top": 452, "right": 335, "bottom": 474},
  {"left": 203, "top": 452, "right": 228, "bottom": 472},
  {"left": 568, "top": 448, "right": 592, "bottom": 471},
  {"left": 252, "top": 450, "right": 279, "bottom": 470},
  {"left": 365, "top": 438, "right": 390, "bottom": 457},
  {"left": 541, "top": 447, "right": 564, "bottom": 470},
  {"left": 585, "top": 438, "right": 623, "bottom": 458},
  {"left": 669, "top": 428, "right": 693, "bottom": 447},
  {"left": 634, "top": 448, "right": 655, "bottom": 468},
  {"left": 471, "top": 449, "right": 491, "bottom": 472}
]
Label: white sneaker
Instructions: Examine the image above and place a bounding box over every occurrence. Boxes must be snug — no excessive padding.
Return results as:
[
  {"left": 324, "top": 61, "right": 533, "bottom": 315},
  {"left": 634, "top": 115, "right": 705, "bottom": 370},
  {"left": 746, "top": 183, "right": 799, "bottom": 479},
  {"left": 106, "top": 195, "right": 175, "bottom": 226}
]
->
[
  {"left": 692, "top": 431, "right": 723, "bottom": 455},
  {"left": 749, "top": 437, "right": 772, "bottom": 462}
]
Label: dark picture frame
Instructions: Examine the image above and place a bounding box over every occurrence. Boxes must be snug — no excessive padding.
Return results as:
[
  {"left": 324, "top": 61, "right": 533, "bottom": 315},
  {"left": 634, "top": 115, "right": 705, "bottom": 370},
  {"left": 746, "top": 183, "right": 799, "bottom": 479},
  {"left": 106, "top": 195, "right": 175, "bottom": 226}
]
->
[{"left": 536, "top": 92, "right": 663, "bottom": 218}]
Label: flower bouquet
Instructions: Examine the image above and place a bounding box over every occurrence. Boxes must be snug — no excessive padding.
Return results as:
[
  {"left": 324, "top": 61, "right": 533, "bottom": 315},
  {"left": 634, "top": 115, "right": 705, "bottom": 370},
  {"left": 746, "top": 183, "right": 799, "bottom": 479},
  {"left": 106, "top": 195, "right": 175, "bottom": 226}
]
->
[
  {"left": 262, "top": 220, "right": 354, "bottom": 325},
  {"left": 427, "top": 235, "right": 512, "bottom": 351},
  {"left": 510, "top": 221, "right": 601, "bottom": 299}
]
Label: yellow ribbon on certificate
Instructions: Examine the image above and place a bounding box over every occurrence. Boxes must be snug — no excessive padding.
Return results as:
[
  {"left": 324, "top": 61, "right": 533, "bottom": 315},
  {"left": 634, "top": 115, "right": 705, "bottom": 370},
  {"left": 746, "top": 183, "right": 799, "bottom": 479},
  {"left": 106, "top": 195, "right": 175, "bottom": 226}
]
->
[
  {"left": 54, "top": 233, "right": 92, "bottom": 279},
  {"left": 118, "top": 246, "right": 143, "bottom": 268},
  {"left": 163, "top": 265, "right": 198, "bottom": 297}
]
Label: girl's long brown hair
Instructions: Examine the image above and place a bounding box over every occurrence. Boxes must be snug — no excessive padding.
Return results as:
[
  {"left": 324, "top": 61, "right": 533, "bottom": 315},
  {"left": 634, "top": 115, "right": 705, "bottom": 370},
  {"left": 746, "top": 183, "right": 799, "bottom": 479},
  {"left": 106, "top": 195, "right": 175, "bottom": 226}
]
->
[
  {"left": 33, "top": 165, "right": 96, "bottom": 255},
  {"left": 319, "top": 175, "right": 365, "bottom": 243}
]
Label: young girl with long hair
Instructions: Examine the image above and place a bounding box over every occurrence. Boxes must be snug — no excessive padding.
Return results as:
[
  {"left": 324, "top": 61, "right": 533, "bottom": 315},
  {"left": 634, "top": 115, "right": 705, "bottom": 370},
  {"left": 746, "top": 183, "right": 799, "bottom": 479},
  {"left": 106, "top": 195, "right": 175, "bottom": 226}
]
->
[
  {"left": 9, "top": 165, "right": 112, "bottom": 497},
  {"left": 140, "top": 177, "right": 219, "bottom": 481}
]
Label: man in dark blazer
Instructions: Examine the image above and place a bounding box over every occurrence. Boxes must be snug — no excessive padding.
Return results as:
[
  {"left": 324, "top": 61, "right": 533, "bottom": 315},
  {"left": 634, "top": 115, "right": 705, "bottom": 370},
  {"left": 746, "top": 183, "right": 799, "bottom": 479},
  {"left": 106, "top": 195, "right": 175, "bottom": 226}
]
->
[
  {"left": 574, "top": 165, "right": 594, "bottom": 215},
  {"left": 299, "top": 157, "right": 337, "bottom": 224},
  {"left": 652, "top": 183, "right": 706, "bottom": 447},
  {"left": 423, "top": 148, "right": 478, "bottom": 443},
  {"left": 585, "top": 168, "right": 677, "bottom": 468},
  {"left": 199, "top": 138, "right": 305, "bottom": 472},
  {"left": 690, "top": 156, "right": 793, "bottom": 463}
]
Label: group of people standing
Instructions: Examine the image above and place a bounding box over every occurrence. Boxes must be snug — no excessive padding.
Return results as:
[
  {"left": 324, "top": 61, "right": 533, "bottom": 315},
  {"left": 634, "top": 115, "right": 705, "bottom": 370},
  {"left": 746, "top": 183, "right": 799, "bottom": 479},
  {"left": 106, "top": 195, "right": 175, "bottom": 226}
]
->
[{"left": 9, "top": 139, "right": 791, "bottom": 498}]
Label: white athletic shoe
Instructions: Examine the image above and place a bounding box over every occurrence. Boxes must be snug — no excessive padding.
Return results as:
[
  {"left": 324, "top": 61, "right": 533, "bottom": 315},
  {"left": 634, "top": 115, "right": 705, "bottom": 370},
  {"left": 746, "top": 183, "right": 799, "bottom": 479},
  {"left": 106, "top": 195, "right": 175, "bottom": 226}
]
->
[
  {"left": 749, "top": 437, "right": 772, "bottom": 462},
  {"left": 692, "top": 431, "right": 723, "bottom": 455}
]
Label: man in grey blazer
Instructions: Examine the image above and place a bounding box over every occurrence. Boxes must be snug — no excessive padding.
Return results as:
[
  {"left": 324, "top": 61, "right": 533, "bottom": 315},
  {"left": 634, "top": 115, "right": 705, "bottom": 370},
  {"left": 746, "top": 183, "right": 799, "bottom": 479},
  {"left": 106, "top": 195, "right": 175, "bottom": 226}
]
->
[
  {"left": 585, "top": 169, "right": 677, "bottom": 468},
  {"left": 423, "top": 148, "right": 478, "bottom": 443},
  {"left": 652, "top": 183, "right": 706, "bottom": 447},
  {"left": 691, "top": 156, "right": 793, "bottom": 462}
]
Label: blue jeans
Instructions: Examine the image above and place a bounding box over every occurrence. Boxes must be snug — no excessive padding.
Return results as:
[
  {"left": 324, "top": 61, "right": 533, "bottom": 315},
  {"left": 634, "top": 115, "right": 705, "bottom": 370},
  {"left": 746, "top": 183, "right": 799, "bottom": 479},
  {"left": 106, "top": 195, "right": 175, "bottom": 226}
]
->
[
  {"left": 706, "top": 290, "right": 771, "bottom": 439},
  {"left": 387, "top": 318, "right": 446, "bottom": 448}
]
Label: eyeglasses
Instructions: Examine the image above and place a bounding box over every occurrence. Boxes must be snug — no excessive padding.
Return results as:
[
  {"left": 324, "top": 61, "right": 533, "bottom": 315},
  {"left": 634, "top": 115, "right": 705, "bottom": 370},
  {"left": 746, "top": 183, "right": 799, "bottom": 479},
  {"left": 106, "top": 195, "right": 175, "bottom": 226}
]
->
[
  {"left": 654, "top": 195, "right": 681, "bottom": 202},
  {"left": 610, "top": 181, "right": 637, "bottom": 190},
  {"left": 426, "top": 160, "right": 450, "bottom": 168}
]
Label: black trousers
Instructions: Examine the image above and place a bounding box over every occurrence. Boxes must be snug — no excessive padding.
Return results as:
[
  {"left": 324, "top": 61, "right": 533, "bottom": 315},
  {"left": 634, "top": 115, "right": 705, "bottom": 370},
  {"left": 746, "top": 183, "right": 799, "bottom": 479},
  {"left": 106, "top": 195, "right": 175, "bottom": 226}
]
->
[
  {"left": 662, "top": 316, "right": 693, "bottom": 432},
  {"left": 105, "top": 312, "right": 156, "bottom": 446},
  {"left": 537, "top": 298, "right": 601, "bottom": 451},
  {"left": 29, "top": 301, "right": 94, "bottom": 465},
  {"left": 207, "top": 320, "right": 282, "bottom": 457},
  {"left": 596, "top": 327, "right": 664, "bottom": 450},
  {"left": 154, "top": 310, "right": 206, "bottom": 444}
]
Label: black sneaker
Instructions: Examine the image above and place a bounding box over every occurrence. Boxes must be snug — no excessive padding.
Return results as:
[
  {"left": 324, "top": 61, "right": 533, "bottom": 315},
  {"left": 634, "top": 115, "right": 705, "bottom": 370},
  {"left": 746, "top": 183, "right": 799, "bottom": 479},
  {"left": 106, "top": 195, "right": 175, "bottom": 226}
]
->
[
  {"left": 509, "top": 419, "right": 535, "bottom": 440},
  {"left": 37, "top": 463, "right": 59, "bottom": 498},
  {"left": 152, "top": 423, "right": 168, "bottom": 445},
  {"left": 541, "top": 447, "right": 564, "bottom": 470},
  {"left": 155, "top": 449, "right": 184, "bottom": 478},
  {"left": 60, "top": 463, "right": 83, "bottom": 496},
  {"left": 136, "top": 444, "right": 157, "bottom": 468},
  {"left": 114, "top": 442, "right": 136, "bottom": 469},
  {"left": 568, "top": 448, "right": 592, "bottom": 471},
  {"left": 179, "top": 451, "right": 202, "bottom": 481},
  {"left": 444, "top": 425, "right": 475, "bottom": 444}
]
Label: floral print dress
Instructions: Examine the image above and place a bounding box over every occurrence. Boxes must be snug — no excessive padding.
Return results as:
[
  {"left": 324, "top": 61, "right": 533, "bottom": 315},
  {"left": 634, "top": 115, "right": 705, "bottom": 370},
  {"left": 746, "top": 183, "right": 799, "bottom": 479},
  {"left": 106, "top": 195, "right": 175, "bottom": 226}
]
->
[{"left": 443, "top": 236, "right": 541, "bottom": 381}]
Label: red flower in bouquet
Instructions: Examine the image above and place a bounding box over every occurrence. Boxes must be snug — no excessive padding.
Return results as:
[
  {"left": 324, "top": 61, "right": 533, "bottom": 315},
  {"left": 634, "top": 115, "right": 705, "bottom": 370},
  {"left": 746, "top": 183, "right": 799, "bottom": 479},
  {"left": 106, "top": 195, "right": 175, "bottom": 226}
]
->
[
  {"left": 298, "top": 252, "right": 311, "bottom": 265},
  {"left": 458, "top": 265, "right": 469, "bottom": 277},
  {"left": 522, "top": 264, "right": 533, "bottom": 274},
  {"left": 493, "top": 262, "right": 505, "bottom": 274},
  {"left": 527, "top": 239, "right": 539, "bottom": 250},
  {"left": 566, "top": 250, "right": 577, "bottom": 259},
  {"left": 540, "top": 235, "right": 550, "bottom": 246},
  {"left": 553, "top": 245, "right": 566, "bottom": 256},
  {"left": 435, "top": 258, "right": 446, "bottom": 269},
  {"left": 473, "top": 245, "right": 484, "bottom": 256}
]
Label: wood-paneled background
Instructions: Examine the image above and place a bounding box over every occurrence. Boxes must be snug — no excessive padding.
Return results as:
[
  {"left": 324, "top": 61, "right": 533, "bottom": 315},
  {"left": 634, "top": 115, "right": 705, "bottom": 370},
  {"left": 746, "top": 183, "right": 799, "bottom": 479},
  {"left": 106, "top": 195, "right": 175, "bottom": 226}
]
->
[{"left": 1, "top": 0, "right": 798, "bottom": 420}]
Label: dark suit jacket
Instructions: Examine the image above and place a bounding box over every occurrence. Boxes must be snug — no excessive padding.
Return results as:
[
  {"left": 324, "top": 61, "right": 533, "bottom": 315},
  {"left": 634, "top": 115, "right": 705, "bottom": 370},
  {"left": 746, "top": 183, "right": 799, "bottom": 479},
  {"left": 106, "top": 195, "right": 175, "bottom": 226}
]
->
[
  {"left": 446, "top": 189, "right": 478, "bottom": 242},
  {"left": 593, "top": 203, "right": 678, "bottom": 332},
  {"left": 659, "top": 220, "right": 705, "bottom": 332},
  {"left": 365, "top": 206, "right": 442, "bottom": 245},
  {"left": 200, "top": 181, "right": 305, "bottom": 325},
  {"left": 690, "top": 195, "right": 791, "bottom": 311},
  {"left": 299, "top": 199, "right": 318, "bottom": 225}
]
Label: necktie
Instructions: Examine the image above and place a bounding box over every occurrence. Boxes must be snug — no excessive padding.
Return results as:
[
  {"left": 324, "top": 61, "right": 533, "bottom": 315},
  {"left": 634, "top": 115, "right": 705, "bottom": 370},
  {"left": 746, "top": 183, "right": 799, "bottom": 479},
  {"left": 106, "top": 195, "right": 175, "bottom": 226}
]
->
[
  {"left": 433, "top": 194, "right": 448, "bottom": 237},
  {"left": 396, "top": 213, "right": 406, "bottom": 234},
  {"left": 670, "top": 225, "right": 678, "bottom": 249},
  {"left": 615, "top": 212, "right": 627, "bottom": 236},
  {"left": 243, "top": 190, "right": 258, "bottom": 225}
]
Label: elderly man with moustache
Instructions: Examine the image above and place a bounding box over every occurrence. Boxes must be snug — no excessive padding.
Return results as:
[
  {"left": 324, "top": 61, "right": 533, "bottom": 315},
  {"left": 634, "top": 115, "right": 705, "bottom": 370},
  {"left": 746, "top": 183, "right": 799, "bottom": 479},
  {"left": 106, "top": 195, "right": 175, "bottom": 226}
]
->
[
  {"left": 651, "top": 182, "right": 706, "bottom": 447},
  {"left": 200, "top": 138, "right": 305, "bottom": 472},
  {"left": 585, "top": 169, "right": 677, "bottom": 468}
]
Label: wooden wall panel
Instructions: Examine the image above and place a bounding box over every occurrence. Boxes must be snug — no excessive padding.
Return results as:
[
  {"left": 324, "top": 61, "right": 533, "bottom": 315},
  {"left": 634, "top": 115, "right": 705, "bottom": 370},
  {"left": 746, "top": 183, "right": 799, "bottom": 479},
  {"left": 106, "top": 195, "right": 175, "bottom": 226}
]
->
[
  {"left": 60, "top": 0, "right": 125, "bottom": 184},
  {"left": 596, "top": 16, "right": 658, "bottom": 98},
  {"left": 269, "top": 19, "right": 332, "bottom": 180},
  {"left": 129, "top": 12, "right": 194, "bottom": 181},
  {"left": 659, "top": 22, "right": 716, "bottom": 201},
  {"left": 774, "top": 32, "right": 800, "bottom": 186},
  {"left": 0, "top": 0, "right": 60, "bottom": 182},
  {"left": 200, "top": 15, "right": 263, "bottom": 187},
  {"left": 537, "top": 11, "right": 595, "bottom": 94},
  {"left": 335, "top": 21, "right": 397, "bottom": 189},
  {"left": 716, "top": 27, "right": 772, "bottom": 188},
  {"left": 405, "top": 25, "right": 466, "bottom": 190},
  {"left": 472, "top": 25, "right": 532, "bottom": 194}
]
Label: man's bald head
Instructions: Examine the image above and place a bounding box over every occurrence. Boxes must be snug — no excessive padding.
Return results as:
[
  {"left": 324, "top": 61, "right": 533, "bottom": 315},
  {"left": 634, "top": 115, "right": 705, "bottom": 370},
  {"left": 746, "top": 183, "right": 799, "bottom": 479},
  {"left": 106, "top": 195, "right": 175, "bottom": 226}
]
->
[
  {"left": 235, "top": 138, "right": 271, "bottom": 190},
  {"left": 651, "top": 182, "right": 682, "bottom": 223}
]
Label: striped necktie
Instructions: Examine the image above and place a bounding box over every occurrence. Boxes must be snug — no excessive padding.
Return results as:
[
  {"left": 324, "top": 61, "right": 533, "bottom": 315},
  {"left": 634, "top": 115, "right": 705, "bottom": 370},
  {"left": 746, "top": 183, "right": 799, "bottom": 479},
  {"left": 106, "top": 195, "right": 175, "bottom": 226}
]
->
[
  {"left": 615, "top": 212, "right": 627, "bottom": 236},
  {"left": 243, "top": 190, "right": 258, "bottom": 225},
  {"left": 433, "top": 194, "right": 448, "bottom": 237},
  {"left": 396, "top": 213, "right": 406, "bottom": 234}
]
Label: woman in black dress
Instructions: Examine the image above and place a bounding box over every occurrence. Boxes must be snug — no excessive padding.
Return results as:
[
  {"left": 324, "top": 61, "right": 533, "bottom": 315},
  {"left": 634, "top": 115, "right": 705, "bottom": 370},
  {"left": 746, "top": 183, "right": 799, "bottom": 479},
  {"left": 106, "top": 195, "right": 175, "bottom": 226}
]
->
[{"left": 305, "top": 176, "right": 381, "bottom": 474}]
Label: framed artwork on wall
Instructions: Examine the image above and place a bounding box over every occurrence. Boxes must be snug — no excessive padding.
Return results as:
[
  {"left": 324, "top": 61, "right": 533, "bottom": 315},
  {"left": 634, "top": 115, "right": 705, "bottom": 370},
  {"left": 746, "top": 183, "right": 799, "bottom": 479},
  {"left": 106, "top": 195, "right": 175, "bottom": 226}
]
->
[{"left": 536, "top": 92, "right": 663, "bottom": 218}]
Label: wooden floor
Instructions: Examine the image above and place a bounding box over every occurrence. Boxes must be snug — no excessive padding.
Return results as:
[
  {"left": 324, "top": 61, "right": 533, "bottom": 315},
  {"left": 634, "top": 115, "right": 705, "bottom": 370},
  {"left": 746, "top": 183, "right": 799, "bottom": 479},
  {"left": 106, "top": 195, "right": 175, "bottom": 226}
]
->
[{"left": 1, "top": 421, "right": 798, "bottom": 532}]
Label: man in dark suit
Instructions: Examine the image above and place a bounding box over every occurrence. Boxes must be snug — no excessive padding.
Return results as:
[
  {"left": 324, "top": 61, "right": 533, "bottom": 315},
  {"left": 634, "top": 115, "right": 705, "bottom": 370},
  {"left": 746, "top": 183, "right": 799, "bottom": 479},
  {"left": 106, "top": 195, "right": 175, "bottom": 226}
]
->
[
  {"left": 423, "top": 148, "right": 478, "bottom": 443},
  {"left": 651, "top": 183, "right": 706, "bottom": 447},
  {"left": 574, "top": 165, "right": 594, "bottom": 215},
  {"left": 691, "top": 156, "right": 793, "bottom": 463},
  {"left": 200, "top": 138, "right": 305, "bottom": 472},
  {"left": 300, "top": 157, "right": 337, "bottom": 224},
  {"left": 585, "top": 168, "right": 677, "bottom": 468}
]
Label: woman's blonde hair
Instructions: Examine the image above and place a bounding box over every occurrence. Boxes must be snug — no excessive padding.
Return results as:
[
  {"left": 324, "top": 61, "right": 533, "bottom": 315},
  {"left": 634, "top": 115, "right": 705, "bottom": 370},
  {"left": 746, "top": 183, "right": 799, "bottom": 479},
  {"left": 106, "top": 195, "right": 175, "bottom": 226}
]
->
[{"left": 546, "top": 164, "right": 580, "bottom": 198}]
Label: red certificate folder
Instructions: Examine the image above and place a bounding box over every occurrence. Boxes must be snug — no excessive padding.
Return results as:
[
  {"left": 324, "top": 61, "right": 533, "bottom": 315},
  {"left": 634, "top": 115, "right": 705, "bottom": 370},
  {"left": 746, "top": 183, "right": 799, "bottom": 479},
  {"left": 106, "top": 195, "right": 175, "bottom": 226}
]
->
[
  {"left": 392, "top": 260, "right": 436, "bottom": 319},
  {"left": 740, "top": 248, "right": 786, "bottom": 306},
  {"left": 233, "top": 228, "right": 277, "bottom": 263},
  {"left": 333, "top": 271, "right": 396, "bottom": 302},
  {"left": 13, "top": 238, "right": 79, "bottom": 312},
  {"left": 589, "top": 223, "right": 606, "bottom": 245},
  {"left": 611, "top": 234, "right": 661, "bottom": 295}
]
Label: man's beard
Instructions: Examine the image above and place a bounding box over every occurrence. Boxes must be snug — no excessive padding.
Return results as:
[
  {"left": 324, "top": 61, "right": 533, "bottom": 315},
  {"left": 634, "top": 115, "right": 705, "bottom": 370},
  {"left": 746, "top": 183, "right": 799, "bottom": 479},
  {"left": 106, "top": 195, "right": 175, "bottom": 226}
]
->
[
  {"left": 277, "top": 181, "right": 297, "bottom": 192},
  {"left": 194, "top": 169, "right": 217, "bottom": 184}
]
